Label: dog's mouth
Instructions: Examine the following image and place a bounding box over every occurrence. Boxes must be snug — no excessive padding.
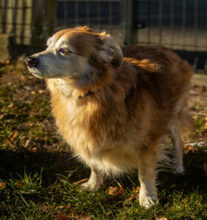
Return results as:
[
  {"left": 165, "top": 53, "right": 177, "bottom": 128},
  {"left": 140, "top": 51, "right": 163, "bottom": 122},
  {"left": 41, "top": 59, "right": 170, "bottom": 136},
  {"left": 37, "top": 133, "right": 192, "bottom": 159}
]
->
[
  {"left": 27, "top": 66, "right": 45, "bottom": 79},
  {"left": 25, "top": 56, "right": 44, "bottom": 78},
  {"left": 27, "top": 67, "right": 69, "bottom": 79},
  {"left": 30, "top": 71, "right": 44, "bottom": 79}
]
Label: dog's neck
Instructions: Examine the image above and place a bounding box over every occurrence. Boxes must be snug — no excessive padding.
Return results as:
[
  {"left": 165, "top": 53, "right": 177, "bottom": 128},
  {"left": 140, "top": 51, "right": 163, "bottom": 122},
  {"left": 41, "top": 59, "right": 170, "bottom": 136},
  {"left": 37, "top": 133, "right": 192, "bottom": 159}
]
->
[
  {"left": 46, "top": 63, "right": 122, "bottom": 103},
  {"left": 46, "top": 78, "right": 96, "bottom": 100},
  {"left": 46, "top": 65, "right": 117, "bottom": 100}
]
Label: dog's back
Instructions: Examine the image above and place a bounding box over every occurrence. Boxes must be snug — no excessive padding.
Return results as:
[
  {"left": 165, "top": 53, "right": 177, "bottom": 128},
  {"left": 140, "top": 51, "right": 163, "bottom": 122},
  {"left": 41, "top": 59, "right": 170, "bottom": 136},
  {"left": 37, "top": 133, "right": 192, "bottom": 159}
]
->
[
  {"left": 117, "top": 46, "right": 192, "bottom": 140},
  {"left": 123, "top": 45, "right": 192, "bottom": 130}
]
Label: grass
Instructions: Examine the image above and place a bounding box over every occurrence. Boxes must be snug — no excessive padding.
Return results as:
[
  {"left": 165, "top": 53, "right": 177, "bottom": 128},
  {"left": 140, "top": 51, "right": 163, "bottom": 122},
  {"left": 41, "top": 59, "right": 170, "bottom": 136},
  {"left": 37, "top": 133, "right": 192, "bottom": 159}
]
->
[{"left": 0, "top": 61, "right": 207, "bottom": 219}]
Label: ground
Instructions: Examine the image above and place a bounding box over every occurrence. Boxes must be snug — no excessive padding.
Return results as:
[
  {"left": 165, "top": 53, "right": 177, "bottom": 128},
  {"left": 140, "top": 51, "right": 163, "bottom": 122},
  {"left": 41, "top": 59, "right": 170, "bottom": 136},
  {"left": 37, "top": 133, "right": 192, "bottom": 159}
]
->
[{"left": 0, "top": 61, "right": 207, "bottom": 219}]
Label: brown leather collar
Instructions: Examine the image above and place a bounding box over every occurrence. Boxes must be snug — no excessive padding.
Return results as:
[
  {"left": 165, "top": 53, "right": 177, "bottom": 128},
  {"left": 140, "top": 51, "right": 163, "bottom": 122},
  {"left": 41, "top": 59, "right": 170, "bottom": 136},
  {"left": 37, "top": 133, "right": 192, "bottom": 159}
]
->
[{"left": 78, "top": 90, "right": 94, "bottom": 99}]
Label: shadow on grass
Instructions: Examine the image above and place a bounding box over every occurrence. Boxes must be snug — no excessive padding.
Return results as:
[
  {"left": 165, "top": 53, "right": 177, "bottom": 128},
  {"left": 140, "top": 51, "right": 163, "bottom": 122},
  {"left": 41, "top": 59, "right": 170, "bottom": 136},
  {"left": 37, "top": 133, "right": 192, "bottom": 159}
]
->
[
  {"left": 0, "top": 149, "right": 89, "bottom": 186},
  {"left": 157, "top": 148, "right": 207, "bottom": 204},
  {"left": 0, "top": 148, "right": 206, "bottom": 193}
]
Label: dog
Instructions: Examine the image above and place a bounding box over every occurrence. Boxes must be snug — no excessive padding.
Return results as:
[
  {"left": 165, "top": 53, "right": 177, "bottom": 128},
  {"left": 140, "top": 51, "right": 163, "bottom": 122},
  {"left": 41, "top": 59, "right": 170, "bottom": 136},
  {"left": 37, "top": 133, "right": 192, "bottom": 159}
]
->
[{"left": 26, "top": 26, "right": 192, "bottom": 208}]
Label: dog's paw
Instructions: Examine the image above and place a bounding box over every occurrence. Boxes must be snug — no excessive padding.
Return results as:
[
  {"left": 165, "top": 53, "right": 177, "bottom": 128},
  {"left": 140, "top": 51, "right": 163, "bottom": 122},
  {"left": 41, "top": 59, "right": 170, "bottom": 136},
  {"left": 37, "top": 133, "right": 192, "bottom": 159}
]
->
[
  {"left": 80, "top": 181, "right": 101, "bottom": 192},
  {"left": 139, "top": 192, "right": 158, "bottom": 208},
  {"left": 175, "top": 165, "right": 185, "bottom": 174}
]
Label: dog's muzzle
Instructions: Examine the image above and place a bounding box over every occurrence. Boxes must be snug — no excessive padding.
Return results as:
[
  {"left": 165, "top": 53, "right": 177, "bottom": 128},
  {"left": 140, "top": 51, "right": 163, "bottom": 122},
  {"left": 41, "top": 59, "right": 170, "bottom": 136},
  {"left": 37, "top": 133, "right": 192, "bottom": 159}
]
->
[{"left": 25, "top": 56, "right": 39, "bottom": 68}]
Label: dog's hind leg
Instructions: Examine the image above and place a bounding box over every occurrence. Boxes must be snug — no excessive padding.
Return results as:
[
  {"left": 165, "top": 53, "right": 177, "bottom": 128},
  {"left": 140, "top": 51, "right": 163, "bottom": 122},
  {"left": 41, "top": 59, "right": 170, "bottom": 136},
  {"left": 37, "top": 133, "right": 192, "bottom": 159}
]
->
[
  {"left": 169, "top": 118, "right": 184, "bottom": 174},
  {"left": 81, "top": 167, "right": 103, "bottom": 192}
]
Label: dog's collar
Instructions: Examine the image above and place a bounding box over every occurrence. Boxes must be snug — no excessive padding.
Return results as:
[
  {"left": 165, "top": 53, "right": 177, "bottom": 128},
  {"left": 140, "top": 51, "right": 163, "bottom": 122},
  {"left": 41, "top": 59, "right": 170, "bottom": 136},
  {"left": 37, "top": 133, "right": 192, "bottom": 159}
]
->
[{"left": 78, "top": 90, "right": 94, "bottom": 99}]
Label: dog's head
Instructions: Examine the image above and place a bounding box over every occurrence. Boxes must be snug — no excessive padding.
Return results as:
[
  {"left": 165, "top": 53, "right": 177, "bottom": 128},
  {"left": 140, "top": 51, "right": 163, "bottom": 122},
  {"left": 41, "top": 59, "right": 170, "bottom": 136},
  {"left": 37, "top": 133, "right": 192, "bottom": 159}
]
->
[{"left": 26, "top": 27, "right": 123, "bottom": 82}]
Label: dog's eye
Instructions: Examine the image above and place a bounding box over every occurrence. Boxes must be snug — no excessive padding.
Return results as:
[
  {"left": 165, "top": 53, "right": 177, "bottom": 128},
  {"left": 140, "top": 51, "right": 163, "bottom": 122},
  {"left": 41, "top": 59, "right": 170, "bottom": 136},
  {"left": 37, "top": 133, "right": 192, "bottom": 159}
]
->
[{"left": 59, "top": 48, "right": 71, "bottom": 55}]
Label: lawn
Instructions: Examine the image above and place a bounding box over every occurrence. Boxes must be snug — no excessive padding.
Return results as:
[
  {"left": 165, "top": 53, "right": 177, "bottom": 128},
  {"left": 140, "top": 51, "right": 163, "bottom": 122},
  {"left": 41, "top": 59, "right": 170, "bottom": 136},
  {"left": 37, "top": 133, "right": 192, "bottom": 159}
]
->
[{"left": 0, "top": 61, "right": 207, "bottom": 219}]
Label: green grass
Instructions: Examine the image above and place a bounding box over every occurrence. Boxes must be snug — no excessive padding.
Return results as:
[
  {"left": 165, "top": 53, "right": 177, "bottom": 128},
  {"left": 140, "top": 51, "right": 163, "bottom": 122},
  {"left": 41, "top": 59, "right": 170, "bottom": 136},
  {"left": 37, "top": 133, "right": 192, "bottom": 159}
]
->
[{"left": 0, "top": 61, "right": 207, "bottom": 219}]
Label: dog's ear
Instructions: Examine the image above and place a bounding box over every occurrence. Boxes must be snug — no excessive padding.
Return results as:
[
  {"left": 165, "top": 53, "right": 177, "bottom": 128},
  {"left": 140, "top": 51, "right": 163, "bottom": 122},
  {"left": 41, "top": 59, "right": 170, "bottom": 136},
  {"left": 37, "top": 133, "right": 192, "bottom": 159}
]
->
[
  {"left": 46, "top": 37, "right": 53, "bottom": 47},
  {"left": 98, "top": 33, "right": 123, "bottom": 67}
]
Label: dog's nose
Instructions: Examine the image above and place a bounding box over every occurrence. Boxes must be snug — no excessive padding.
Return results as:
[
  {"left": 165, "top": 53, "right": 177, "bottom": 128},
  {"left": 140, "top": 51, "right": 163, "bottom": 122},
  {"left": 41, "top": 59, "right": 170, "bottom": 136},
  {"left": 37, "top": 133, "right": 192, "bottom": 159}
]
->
[{"left": 25, "top": 56, "right": 39, "bottom": 68}]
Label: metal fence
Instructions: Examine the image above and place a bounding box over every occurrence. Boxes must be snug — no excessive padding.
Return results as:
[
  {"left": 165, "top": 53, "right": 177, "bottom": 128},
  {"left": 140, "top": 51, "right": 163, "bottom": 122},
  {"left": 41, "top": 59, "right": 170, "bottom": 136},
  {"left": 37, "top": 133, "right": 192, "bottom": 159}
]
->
[
  {"left": 136, "top": 0, "right": 207, "bottom": 69},
  {"left": 0, "top": 0, "right": 207, "bottom": 70},
  {"left": 56, "top": 0, "right": 120, "bottom": 27},
  {"left": 55, "top": 0, "right": 123, "bottom": 45},
  {"left": 0, "top": 0, "right": 33, "bottom": 45}
]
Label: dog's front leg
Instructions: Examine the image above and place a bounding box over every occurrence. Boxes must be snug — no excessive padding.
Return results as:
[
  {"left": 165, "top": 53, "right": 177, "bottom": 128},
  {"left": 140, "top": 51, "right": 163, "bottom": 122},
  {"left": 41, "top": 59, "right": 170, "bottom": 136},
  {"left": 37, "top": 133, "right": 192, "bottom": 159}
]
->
[
  {"left": 138, "top": 148, "right": 159, "bottom": 208},
  {"left": 81, "top": 167, "right": 103, "bottom": 192}
]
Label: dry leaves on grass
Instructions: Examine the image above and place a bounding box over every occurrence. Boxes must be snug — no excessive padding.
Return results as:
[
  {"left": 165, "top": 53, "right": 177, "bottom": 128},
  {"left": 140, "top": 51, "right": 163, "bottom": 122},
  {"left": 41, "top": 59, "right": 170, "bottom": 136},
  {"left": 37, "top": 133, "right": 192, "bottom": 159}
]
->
[
  {"left": 3, "top": 130, "right": 18, "bottom": 147},
  {"left": 124, "top": 186, "right": 140, "bottom": 203},
  {"left": 184, "top": 146, "right": 200, "bottom": 154},
  {"left": 108, "top": 181, "right": 124, "bottom": 197}
]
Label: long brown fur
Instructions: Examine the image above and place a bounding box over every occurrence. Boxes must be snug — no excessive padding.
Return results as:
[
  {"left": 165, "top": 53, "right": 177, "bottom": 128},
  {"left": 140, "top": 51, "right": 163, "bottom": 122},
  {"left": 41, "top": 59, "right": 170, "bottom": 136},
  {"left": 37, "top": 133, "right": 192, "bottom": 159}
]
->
[{"left": 27, "top": 27, "right": 193, "bottom": 207}]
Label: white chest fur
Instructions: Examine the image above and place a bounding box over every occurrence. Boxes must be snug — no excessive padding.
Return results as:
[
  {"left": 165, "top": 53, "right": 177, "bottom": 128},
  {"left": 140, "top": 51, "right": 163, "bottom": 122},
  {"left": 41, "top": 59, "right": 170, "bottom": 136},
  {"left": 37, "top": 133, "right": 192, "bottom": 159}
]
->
[{"left": 47, "top": 78, "right": 141, "bottom": 175}]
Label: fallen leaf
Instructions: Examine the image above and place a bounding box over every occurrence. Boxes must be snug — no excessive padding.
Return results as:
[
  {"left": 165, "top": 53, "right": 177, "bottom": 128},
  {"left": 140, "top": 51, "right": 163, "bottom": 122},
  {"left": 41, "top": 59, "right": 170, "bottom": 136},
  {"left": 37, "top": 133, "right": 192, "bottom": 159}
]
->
[
  {"left": 108, "top": 181, "right": 125, "bottom": 197},
  {"left": 5, "top": 59, "right": 10, "bottom": 64},
  {"left": 42, "top": 204, "right": 51, "bottom": 211},
  {"left": 57, "top": 206, "right": 65, "bottom": 209},
  {"left": 10, "top": 130, "right": 18, "bottom": 142},
  {"left": 184, "top": 146, "right": 199, "bottom": 154},
  {"left": 24, "top": 138, "right": 32, "bottom": 148},
  {"left": 3, "top": 130, "right": 18, "bottom": 147},
  {"left": 57, "top": 213, "right": 69, "bottom": 220},
  {"left": 8, "top": 103, "right": 14, "bottom": 108},
  {"left": 57, "top": 204, "right": 71, "bottom": 210},
  {"left": 0, "top": 182, "right": 6, "bottom": 190},
  {"left": 124, "top": 186, "right": 140, "bottom": 203},
  {"left": 134, "top": 186, "right": 140, "bottom": 193},
  {"left": 108, "top": 186, "right": 119, "bottom": 196},
  {"left": 31, "top": 147, "right": 37, "bottom": 152},
  {"left": 116, "top": 181, "right": 124, "bottom": 196},
  {"left": 65, "top": 204, "right": 72, "bottom": 209},
  {"left": 72, "top": 213, "right": 92, "bottom": 220},
  {"left": 38, "top": 89, "right": 45, "bottom": 94},
  {"left": 73, "top": 178, "right": 88, "bottom": 185},
  {"left": 17, "top": 180, "right": 23, "bottom": 187},
  {"left": 193, "top": 115, "right": 198, "bottom": 120},
  {"left": 156, "top": 217, "right": 168, "bottom": 220}
]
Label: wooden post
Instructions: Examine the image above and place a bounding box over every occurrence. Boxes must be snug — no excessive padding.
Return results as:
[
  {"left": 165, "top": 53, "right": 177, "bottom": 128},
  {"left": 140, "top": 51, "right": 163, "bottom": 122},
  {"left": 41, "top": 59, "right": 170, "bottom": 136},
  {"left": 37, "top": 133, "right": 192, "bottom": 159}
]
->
[
  {"left": 0, "top": 0, "right": 3, "bottom": 33},
  {"left": 122, "top": 0, "right": 138, "bottom": 45},
  {"left": 31, "top": 0, "right": 56, "bottom": 50},
  {"left": 47, "top": 0, "right": 56, "bottom": 37},
  {"left": 0, "top": 0, "right": 16, "bottom": 59},
  {"left": 1, "top": 0, "right": 8, "bottom": 33}
]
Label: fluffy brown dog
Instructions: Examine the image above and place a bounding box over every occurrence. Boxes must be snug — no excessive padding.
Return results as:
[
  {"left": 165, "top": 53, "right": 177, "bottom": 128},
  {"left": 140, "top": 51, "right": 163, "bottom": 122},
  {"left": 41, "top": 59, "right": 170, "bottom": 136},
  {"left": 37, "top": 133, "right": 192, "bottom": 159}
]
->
[{"left": 26, "top": 26, "right": 192, "bottom": 208}]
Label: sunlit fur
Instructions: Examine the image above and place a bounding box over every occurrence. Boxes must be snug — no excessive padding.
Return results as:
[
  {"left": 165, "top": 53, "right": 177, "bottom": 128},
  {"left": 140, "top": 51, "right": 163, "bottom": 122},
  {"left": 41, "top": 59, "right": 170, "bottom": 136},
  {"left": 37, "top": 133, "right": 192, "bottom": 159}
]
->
[{"left": 27, "top": 26, "right": 193, "bottom": 208}]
